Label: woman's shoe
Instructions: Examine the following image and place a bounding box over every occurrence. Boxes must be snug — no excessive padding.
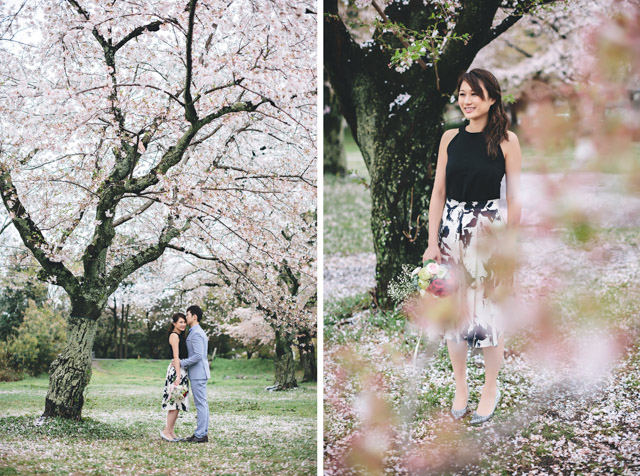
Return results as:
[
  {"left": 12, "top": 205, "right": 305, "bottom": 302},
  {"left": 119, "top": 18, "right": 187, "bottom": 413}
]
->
[
  {"left": 470, "top": 387, "right": 500, "bottom": 425},
  {"left": 450, "top": 385, "right": 469, "bottom": 420},
  {"left": 160, "top": 430, "right": 174, "bottom": 442}
]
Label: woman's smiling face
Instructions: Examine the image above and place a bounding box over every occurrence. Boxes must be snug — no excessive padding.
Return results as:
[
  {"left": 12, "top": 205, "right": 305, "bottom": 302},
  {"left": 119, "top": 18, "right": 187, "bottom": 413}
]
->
[
  {"left": 174, "top": 317, "right": 187, "bottom": 333},
  {"left": 458, "top": 80, "right": 495, "bottom": 120}
]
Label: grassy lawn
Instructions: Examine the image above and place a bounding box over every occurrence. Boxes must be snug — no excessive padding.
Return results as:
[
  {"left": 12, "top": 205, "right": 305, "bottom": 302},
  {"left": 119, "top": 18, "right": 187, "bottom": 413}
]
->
[
  {"left": 323, "top": 175, "right": 373, "bottom": 256},
  {"left": 323, "top": 130, "right": 373, "bottom": 257},
  {"left": 0, "top": 359, "right": 316, "bottom": 476}
]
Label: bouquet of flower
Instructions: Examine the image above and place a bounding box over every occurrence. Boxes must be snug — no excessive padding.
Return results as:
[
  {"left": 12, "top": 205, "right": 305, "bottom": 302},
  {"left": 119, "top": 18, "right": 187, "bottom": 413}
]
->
[
  {"left": 390, "top": 260, "right": 460, "bottom": 343},
  {"left": 168, "top": 383, "right": 188, "bottom": 405},
  {"left": 389, "top": 260, "right": 456, "bottom": 304},
  {"left": 414, "top": 260, "right": 455, "bottom": 297}
]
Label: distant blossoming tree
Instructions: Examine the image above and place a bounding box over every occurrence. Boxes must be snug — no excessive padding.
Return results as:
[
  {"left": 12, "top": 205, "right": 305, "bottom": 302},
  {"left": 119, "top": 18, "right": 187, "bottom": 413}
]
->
[
  {"left": 189, "top": 208, "right": 317, "bottom": 389},
  {"left": 0, "top": 0, "right": 315, "bottom": 419},
  {"left": 224, "top": 308, "right": 275, "bottom": 359}
]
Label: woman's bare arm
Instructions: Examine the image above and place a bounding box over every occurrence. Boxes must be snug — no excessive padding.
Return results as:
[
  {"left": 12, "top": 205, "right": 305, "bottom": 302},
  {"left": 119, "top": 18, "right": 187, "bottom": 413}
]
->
[
  {"left": 169, "top": 333, "right": 181, "bottom": 383},
  {"left": 423, "top": 128, "right": 457, "bottom": 262},
  {"left": 502, "top": 131, "right": 522, "bottom": 227}
]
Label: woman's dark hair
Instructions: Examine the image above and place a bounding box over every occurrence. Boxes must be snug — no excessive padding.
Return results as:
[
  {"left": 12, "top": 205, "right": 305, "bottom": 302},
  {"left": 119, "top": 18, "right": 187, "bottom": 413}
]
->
[
  {"left": 457, "top": 68, "right": 510, "bottom": 158},
  {"left": 167, "top": 312, "right": 186, "bottom": 335}
]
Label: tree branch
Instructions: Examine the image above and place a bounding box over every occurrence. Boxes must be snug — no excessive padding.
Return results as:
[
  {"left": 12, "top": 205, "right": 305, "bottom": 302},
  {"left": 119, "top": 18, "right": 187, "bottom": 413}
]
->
[
  {"left": 371, "top": 0, "right": 428, "bottom": 70},
  {"left": 106, "top": 220, "right": 187, "bottom": 294},
  {"left": 123, "top": 99, "right": 269, "bottom": 194},
  {"left": 193, "top": 78, "right": 244, "bottom": 104},
  {"left": 112, "top": 199, "right": 155, "bottom": 227},
  {"left": 183, "top": 0, "right": 199, "bottom": 124},
  {"left": 56, "top": 209, "right": 86, "bottom": 252},
  {"left": 0, "top": 216, "right": 13, "bottom": 237},
  {"left": 487, "top": 0, "right": 561, "bottom": 45},
  {"left": 0, "top": 165, "right": 79, "bottom": 295},
  {"left": 114, "top": 21, "right": 164, "bottom": 52},
  {"left": 166, "top": 243, "right": 220, "bottom": 261}
]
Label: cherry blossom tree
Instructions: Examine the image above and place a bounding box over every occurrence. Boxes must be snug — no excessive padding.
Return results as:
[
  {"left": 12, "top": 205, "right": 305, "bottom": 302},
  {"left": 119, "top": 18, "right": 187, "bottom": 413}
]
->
[
  {"left": 224, "top": 307, "right": 275, "bottom": 359},
  {"left": 324, "top": 0, "right": 559, "bottom": 304},
  {"left": 470, "top": 0, "right": 618, "bottom": 108},
  {"left": 0, "top": 0, "right": 315, "bottom": 419},
  {"left": 190, "top": 209, "right": 317, "bottom": 389}
]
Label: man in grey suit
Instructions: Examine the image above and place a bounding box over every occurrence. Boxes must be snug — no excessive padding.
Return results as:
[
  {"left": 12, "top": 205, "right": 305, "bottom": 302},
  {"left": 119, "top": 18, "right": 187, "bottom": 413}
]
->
[{"left": 179, "top": 305, "right": 210, "bottom": 443}]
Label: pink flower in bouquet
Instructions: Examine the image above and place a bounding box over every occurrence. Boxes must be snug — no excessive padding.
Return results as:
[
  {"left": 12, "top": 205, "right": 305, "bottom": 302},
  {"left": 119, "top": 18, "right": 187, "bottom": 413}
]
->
[
  {"left": 427, "top": 278, "right": 447, "bottom": 297},
  {"left": 427, "top": 272, "right": 458, "bottom": 297},
  {"left": 426, "top": 262, "right": 440, "bottom": 275}
]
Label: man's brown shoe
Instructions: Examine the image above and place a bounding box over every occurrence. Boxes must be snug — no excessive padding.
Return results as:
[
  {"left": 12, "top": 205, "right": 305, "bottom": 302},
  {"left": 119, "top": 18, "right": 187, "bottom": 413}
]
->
[{"left": 186, "top": 434, "right": 208, "bottom": 443}]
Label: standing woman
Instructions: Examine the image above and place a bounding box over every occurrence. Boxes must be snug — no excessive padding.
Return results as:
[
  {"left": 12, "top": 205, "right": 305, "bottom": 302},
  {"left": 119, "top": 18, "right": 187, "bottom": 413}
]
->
[
  {"left": 422, "top": 69, "right": 522, "bottom": 424},
  {"left": 161, "top": 312, "right": 190, "bottom": 440}
]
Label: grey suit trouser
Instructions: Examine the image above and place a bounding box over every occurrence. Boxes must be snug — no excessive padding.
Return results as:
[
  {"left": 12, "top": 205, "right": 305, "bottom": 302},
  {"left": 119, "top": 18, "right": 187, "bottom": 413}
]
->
[{"left": 191, "top": 379, "right": 209, "bottom": 437}]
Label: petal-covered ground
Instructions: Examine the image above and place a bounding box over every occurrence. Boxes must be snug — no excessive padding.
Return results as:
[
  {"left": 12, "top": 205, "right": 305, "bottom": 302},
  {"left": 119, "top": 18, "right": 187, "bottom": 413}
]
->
[
  {"left": 324, "top": 171, "right": 640, "bottom": 475},
  {"left": 0, "top": 359, "right": 316, "bottom": 476}
]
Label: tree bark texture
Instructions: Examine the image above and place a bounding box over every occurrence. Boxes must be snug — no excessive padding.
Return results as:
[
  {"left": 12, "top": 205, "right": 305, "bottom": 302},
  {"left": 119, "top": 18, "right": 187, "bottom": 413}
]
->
[
  {"left": 43, "top": 317, "right": 98, "bottom": 420},
  {"left": 324, "top": 0, "right": 554, "bottom": 305},
  {"left": 324, "top": 72, "right": 347, "bottom": 175},
  {"left": 273, "top": 330, "right": 297, "bottom": 390},
  {"left": 297, "top": 330, "right": 317, "bottom": 382}
]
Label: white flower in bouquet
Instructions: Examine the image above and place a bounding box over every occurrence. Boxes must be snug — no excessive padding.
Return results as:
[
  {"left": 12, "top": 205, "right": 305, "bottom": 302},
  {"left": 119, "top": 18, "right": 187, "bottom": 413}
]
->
[{"left": 168, "top": 384, "right": 188, "bottom": 405}]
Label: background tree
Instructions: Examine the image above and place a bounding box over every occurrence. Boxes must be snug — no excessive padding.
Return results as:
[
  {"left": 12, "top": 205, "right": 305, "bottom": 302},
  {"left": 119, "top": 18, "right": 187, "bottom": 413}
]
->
[
  {"left": 0, "top": 300, "right": 67, "bottom": 381},
  {"left": 0, "top": 0, "right": 315, "bottom": 419},
  {"left": 197, "top": 210, "right": 317, "bottom": 389},
  {"left": 0, "top": 265, "right": 48, "bottom": 341},
  {"left": 224, "top": 307, "right": 275, "bottom": 360},
  {"left": 324, "top": 72, "right": 348, "bottom": 175},
  {"left": 324, "top": 0, "right": 558, "bottom": 304},
  {"left": 295, "top": 303, "right": 317, "bottom": 383}
]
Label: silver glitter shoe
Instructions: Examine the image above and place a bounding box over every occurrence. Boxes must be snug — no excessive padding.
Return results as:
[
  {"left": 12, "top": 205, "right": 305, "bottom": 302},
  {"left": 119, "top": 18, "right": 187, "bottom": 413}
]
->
[
  {"left": 450, "top": 385, "right": 469, "bottom": 420},
  {"left": 470, "top": 387, "right": 500, "bottom": 425}
]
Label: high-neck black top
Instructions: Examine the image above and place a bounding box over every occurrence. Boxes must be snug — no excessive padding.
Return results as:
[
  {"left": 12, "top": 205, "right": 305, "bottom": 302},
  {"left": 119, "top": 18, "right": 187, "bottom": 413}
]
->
[
  {"left": 445, "top": 125, "right": 505, "bottom": 203},
  {"left": 168, "top": 331, "right": 188, "bottom": 360}
]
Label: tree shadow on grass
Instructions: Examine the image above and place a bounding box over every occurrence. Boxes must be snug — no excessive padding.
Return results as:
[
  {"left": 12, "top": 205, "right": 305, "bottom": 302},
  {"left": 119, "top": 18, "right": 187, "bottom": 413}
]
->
[{"left": 0, "top": 415, "right": 144, "bottom": 440}]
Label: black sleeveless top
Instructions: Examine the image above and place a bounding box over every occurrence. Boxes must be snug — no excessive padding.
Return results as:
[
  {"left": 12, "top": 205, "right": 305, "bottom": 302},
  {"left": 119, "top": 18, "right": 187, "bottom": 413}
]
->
[
  {"left": 445, "top": 125, "right": 505, "bottom": 202},
  {"left": 169, "top": 332, "right": 188, "bottom": 360}
]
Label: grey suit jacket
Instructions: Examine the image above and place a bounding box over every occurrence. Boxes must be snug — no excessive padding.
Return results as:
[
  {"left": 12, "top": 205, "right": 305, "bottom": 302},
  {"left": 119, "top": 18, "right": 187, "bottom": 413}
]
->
[{"left": 180, "top": 324, "right": 210, "bottom": 380}]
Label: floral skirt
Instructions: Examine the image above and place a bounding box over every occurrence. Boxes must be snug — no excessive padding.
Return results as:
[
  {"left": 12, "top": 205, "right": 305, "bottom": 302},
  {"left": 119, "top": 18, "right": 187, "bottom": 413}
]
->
[
  {"left": 161, "top": 363, "right": 189, "bottom": 411},
  {"left": 438, "top": 197, "right": 507, "bottom": 348}
]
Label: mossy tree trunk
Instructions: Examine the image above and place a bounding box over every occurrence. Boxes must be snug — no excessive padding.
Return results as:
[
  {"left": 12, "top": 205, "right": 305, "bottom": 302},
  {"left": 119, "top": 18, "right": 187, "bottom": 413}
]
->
[
  {"left": 43, "top": 317, "right": 98, "bottom": 420},
  {"left": 297, "top": 329, "right": 316, "bottom": 382},
  {"left": 324, "top": 0, "right": 555, "bottom": 306},
  {"left": 274, "top": 329, "right": 297, "bottom": 390}
]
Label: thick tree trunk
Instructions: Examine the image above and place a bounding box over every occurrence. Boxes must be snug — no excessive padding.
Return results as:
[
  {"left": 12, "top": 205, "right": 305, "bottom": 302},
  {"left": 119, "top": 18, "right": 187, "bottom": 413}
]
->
[
  {"left": 324, "top": 73, "right": 347, "bottom": 175},
  {"left": 273, "top": 330, "right": 297, "bottom": 390},
  {"left": 112, "top": 299, "right": 118, "bottom": 358},
  {"left": 124, "top": 303, "right": 129, "bottom": 359},
  {"left": 366, "top": 97, "right": 446, "bottom": 304},
  {"left": 42, "top": 317, "right": 98, "bottom": 420},
  {"left": 297, "top": 330, "right": 317, "bottom": 382},
  {"left": 118, "top": 302, "right": 125, "bottom": 359}
]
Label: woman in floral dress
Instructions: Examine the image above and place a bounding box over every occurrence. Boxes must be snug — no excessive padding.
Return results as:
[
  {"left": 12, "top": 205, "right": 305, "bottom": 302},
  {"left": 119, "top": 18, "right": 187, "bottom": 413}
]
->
[
  {"left": 422, "top": 69, "right": 522, "bottom": 424},
  {"left": 160, "top": 312, "right": 190, "bottom": 441}
]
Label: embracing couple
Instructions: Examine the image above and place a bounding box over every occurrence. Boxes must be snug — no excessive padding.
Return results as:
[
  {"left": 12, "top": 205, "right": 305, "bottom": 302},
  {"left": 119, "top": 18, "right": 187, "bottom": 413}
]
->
[{"left": 160, "top": 305, "right": 210, "bottom": 443}]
